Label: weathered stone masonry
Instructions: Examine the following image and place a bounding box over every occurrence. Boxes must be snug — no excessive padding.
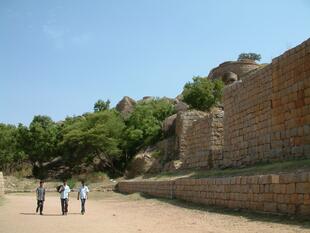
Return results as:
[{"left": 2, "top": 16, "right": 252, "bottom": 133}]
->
[
  {"left": 117, "top": 172, "right": 310, "bottom": 216},
  {"left": 208, "top": 59, "right": 261, "bottom": 81},
  {"left": 176, "top": 110, "right": 208, "bottom": 160},
  {"left": 223, "top": 38, "right": 310, "bottom": 167},
  {"left": 181, "top": 109, "right": 224, "bottom": 169},
  {"left": 223, "top": 66, "right": 272, "bottom": 167},
  {"left": 0, "top": 172, "right": 4, "bottom": 195}
]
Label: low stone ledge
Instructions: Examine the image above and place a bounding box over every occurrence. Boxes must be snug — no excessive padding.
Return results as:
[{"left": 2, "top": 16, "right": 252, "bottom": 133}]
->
[{"left": 117, "top": 172, "right": 310, "bottom": 216}]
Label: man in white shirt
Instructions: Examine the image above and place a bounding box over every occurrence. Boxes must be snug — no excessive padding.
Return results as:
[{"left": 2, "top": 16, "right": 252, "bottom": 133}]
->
[
  {"left": 58, "top": 180, "right": 71, "bottom": 215},
  {"left": 77, "top": 180, "right": 89, "bottom": 215}
]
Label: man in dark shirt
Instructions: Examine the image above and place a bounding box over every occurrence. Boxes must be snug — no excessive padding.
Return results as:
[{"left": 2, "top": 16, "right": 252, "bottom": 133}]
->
[{"left": 36, "top": 181, "right": 45, "bottom": 215}]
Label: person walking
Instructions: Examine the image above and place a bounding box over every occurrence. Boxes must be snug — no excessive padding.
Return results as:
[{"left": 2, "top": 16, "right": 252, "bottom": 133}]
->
[
  {"left": 77, "top": 180, "right": 89, "bottom": 215},
  {"left": 36, "top": 180, "right": 45, "bottom": 215},
  {"left": 58, "top": 180, "right": 71, "bottom": 215}
]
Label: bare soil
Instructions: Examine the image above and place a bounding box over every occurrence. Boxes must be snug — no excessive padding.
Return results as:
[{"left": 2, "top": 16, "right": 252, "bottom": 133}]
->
[{"left": 0, "top": 192, "right": 309, "bottom": 233}]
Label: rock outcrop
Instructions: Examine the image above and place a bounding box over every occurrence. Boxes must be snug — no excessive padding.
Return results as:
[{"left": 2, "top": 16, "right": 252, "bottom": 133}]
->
[
  {"left": 125, "top": 147, "right": 158, "bottom": 178},
  {"left": 116, "top": 96, "right": 136, "bottom": 118},
  {"left": 174, "top": 101, "right": 189, "bottom": 112}
]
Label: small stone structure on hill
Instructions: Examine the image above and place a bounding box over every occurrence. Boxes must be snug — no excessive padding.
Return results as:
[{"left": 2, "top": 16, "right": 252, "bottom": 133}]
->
[{"left": 208, "top": 59, "right": 261, "bottom": 82}]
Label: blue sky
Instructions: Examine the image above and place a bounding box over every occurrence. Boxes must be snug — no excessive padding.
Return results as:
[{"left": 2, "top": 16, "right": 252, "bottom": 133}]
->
[{"left": 0, "top": 0, "right": 309, "bottom": 125}]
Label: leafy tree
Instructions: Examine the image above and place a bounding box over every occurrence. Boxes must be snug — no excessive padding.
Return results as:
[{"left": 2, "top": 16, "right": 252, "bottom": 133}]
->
[
  {"left": 23, "top": 116, "right": 60, "bottom": 174},
  {"left": 182, "top": 77, "right": 224, "bottom": 111},
  {"left": 94, "top": 99, "right": 110, "bottom": 112},
  {"left": 60, "top": 110, "right": 125, "bottom": 175},
  {"left": 124, "top": 99, "right": 175, "bottom": 153},
  {"left": 238, "top": 53, "right": 261, "bottom": 61},
  {"left": 0, "top": 124, "right": 27, "bottom": 172}
]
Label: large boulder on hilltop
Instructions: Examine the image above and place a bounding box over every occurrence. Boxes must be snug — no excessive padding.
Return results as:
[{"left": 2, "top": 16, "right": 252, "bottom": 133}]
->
[
  {"left": 175, "top": 101, "right": 189, "bottom": 112},
  {"left": 138, "top": 96, "right": 178, "bottom": 104},
  {"left": 116, "top": 96, "right": 136, "bottom": 118}
]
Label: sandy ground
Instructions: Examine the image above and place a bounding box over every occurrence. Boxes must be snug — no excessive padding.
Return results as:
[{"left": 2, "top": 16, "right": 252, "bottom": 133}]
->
[{"left": 0, "top": 192, "right": 309, "bottom": 233}]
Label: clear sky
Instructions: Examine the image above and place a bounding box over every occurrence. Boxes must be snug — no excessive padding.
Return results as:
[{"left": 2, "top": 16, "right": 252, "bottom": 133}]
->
[{"left": 0, "top": 0, "right": 309, "bottom": 125}]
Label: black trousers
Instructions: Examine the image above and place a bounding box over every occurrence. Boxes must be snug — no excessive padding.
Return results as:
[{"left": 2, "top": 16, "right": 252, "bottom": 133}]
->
[
  {"left": 81, "top": 199, "right": 86, "bottom": 213},
  {"left": 36, "top": 200, "right": 44, "bottom": 213},
  {"left": 61, "top": 198, "right": 68, "bottom": 214}
]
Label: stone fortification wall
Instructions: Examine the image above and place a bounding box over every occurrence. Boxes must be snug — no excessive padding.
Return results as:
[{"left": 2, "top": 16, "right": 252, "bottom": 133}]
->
[
  {"left": 156, "top": 136, "right": 178, "bottom": 162},
  {"left": 175, "top": 110, "right": 208, "bottom": 160},
  {"left": 181, "top": 109, "right": 224, "bottom": 169},
  {"left": 117, "top": 172, "right": 310, "bottom": 216},
  {"left": 223, "top": 38, "right": 310, "bottom": 167}
]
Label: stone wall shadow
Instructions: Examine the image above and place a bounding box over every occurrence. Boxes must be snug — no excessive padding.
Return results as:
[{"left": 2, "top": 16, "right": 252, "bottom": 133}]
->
[{"left": 139, "top": 194, "right": 310, "bottom": 230}]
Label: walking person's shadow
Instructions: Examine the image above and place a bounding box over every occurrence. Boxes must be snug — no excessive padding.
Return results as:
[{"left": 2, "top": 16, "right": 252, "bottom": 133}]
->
[
  {"left": 20, "top": 213, "right": 62, "bottom": 216},
  {"left": 20, "top": 212, "right": 82, "bottom": 216}
]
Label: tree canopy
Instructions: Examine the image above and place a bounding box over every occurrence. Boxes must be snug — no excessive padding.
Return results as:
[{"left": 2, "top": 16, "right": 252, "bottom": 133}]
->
[
  {"left": 0, "top": 124, "right": 27, "bottom": 171},
  {"left": 27, "top": 116, "right": 60, "bottom": 166},
  {"left": 238, "top": 53, "right": 261, "bottom": 61},
  {"left": 94, "top": 99, "right": 110, "bottom": 112},
  {"left": 182, "top": 77, "right": 224, "bottom": 111},
  {"left": 60, "top": 110, "right": 125, "bottom": 174},
  {"left": 124, "top": 98, "right": 175, "bottom": 154}
]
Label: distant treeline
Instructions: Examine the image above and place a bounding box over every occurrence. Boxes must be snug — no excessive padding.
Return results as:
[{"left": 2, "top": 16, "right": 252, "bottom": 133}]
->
[{"left": 0, "top": 98, "right": 175, "bottom": 178}]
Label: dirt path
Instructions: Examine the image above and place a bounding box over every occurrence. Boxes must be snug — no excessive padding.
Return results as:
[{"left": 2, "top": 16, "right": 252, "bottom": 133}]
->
[{"left": 0, "top": 193, "right": 309, "bottom": 233}]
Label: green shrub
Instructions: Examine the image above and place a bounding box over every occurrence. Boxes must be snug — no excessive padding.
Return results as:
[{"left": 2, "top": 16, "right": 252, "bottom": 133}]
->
[
  {"left": 183, "top": 77, "right": 224, "bottom": 111},
  {"left": 238, "top": 53, "right": 261, "bottom": 61},
  {"left": 124, "top": 99, "right": 175, "bottom": 153}
]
